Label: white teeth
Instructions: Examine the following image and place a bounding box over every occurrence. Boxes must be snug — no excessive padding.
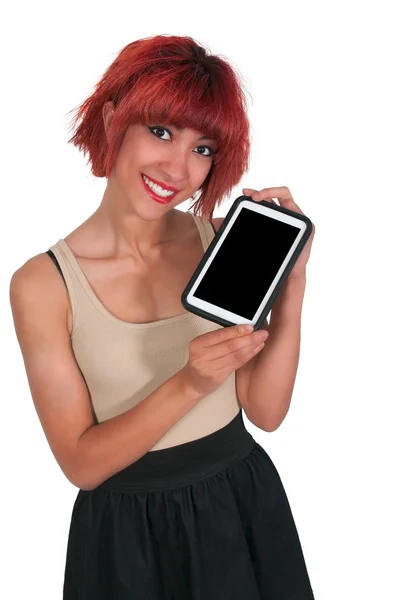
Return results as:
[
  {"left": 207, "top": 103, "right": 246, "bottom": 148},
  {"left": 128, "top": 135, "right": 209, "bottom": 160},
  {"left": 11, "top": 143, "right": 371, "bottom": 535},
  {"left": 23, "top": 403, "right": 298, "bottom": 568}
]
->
[{"left": 143, "top": 175, "right": 175, "bottom": 198}]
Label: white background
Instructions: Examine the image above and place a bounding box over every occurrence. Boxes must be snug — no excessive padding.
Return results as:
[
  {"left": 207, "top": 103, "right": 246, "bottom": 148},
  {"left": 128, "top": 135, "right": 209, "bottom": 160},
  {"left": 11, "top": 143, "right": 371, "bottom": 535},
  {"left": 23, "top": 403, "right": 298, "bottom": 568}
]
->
[{"left": 1, "top": 1, "right": 397, "bottom": 598}]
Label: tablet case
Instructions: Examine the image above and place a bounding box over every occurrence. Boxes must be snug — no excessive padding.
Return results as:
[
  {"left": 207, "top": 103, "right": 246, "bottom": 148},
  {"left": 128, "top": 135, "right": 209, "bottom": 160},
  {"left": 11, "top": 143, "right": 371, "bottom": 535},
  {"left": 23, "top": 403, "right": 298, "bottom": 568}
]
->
[{"left": 181, "top": 195, "right": 313, "bottom": 330}]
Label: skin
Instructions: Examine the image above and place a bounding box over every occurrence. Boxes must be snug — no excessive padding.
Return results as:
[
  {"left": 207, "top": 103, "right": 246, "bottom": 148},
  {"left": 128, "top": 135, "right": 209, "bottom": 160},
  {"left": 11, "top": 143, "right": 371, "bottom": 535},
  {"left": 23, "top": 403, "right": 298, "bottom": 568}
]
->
[
  {"left": 10, "top": 99, "right": 311, "bottom": 490},
  {"left": 10, "top": 100, "right": 270, "bottom": 489},
  {"left": 60, "top": 101, "right": 221, "bottom": 331}
]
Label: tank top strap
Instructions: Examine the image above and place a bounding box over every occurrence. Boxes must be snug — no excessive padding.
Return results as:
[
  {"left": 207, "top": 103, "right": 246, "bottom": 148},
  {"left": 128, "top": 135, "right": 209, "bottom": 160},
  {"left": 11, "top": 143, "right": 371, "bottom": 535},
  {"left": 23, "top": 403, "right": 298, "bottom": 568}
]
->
[
  {"left": 189, "top": 212, "right": 216, "bottom": 251},
  {"left": 47, "top": 239, "right": 92, "bottom": 335},
  {"left": 47, "top": 213, "right": 216, "bottom": 333}
]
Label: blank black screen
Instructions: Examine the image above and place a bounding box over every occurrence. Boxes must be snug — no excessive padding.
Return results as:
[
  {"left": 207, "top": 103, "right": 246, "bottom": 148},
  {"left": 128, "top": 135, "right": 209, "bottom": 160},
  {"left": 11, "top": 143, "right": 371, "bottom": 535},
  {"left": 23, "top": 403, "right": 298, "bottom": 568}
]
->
[{"left": 193, "top": 207, "right": 301, "bottom": 319}]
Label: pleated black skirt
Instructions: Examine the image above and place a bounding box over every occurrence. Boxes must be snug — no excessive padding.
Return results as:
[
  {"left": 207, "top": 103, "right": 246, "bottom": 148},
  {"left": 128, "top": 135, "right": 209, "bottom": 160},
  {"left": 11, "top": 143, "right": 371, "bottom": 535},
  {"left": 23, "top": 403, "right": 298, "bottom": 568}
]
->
[{"left": 63, "top": 410, "right": 315, "bottom": 599}]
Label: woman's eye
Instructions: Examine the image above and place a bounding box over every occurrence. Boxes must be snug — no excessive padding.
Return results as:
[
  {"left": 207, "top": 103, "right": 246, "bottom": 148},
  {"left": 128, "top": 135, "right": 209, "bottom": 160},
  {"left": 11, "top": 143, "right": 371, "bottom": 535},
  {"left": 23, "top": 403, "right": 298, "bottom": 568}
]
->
[
  {"left": 194, "top": 146, "right": 215, "bottom": 158},
  {"left": 149, "top": 126, "right": 171, "bottom": 141},
  {"left": 149, "top": 127, "right": 215, "bottom": 158}
]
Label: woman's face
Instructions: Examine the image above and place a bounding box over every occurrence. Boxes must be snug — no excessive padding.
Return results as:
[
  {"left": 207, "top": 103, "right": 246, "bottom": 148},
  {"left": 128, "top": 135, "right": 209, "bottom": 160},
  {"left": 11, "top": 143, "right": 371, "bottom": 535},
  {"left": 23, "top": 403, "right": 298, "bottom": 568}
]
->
[{"left": 106, "top": 109, "right": 218, "bottom": 215}]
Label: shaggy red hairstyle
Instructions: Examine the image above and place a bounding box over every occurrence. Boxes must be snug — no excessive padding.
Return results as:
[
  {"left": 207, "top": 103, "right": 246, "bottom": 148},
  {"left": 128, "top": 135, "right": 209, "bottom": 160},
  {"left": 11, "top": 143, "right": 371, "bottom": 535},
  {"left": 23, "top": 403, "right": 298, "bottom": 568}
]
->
[{"left": 67, "top": 35, "right": 251, "bottom": 220}]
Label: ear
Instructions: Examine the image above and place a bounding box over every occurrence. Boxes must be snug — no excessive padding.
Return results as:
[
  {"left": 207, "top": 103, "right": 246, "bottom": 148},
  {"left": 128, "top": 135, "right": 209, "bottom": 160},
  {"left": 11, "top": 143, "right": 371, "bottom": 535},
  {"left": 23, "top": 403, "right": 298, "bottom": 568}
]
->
[{"left": 102, "top": 101, "right": 115, "bottom": 141}]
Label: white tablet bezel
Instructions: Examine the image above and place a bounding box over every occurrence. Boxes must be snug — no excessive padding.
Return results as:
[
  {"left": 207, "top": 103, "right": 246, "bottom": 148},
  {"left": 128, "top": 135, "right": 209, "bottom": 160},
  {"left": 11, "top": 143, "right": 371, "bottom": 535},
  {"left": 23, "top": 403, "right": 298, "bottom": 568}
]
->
[{"left": 186, "top": 200, "right": 307, "bottom": 325}]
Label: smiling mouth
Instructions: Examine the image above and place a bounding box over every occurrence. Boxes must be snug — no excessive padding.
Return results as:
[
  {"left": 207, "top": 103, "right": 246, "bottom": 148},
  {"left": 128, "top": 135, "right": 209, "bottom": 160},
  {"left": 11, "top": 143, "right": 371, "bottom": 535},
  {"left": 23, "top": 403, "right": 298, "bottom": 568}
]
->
[{"left": 141, "top": 173, "right": 179, "bottom": 203}]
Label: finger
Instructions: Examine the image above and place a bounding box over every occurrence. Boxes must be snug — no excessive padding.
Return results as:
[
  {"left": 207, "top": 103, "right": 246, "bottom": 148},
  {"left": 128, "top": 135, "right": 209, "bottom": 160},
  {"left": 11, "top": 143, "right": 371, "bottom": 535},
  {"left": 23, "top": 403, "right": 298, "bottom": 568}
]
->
[
  {"left": 244, "top": 186, "right": 301, "bottom": 211},
  {"left": 204, "top": 329, "right": 268, "bottom": 361},
  {"left": 197, "top": 324, "right": 254, "bottom": 348},
  {"left": 242, "top": 188, "right": 277, "bottom": 204},
  {"left": 256, "top": 186, "right": 301, "bottom": 213},
  {"left": 211, "top": 339, "right": 265, "bottom": 372},
  {"left": 242, "top": 188, "right": 258, "bottom": 196}
]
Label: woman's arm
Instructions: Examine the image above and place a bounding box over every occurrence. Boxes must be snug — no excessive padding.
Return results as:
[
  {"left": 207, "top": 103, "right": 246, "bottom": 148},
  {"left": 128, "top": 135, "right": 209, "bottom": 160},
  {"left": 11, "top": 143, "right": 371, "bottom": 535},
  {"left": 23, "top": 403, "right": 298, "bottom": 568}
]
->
[
  {"left": 211, "top": 217, "right": 308, "bottom": 432},
  {"left": 9, "top": 255, "right": 204, "bottom": 492},
  {"left": 240, "top": 276, "right": 307, "bottom": 431}
]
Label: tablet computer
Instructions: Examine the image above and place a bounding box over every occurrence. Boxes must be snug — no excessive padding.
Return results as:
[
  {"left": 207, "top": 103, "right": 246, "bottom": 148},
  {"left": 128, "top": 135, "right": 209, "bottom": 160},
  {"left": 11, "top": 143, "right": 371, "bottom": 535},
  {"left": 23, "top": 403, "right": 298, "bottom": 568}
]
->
[{"left": 181, "top": 195, "right": 313, "bottom": 330}]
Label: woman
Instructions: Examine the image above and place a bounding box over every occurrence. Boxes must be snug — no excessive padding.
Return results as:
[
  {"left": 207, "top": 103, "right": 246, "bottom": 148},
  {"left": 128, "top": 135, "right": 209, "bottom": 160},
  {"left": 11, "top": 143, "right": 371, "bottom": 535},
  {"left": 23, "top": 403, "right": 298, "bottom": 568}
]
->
[{"left": 10, "top": 35, "right": 315, "bottom": 599}]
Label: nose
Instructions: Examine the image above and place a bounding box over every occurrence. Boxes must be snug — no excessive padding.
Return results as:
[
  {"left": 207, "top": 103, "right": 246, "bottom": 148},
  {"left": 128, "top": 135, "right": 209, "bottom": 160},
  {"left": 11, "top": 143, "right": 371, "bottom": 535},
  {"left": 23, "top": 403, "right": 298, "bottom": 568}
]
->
[{"left": 159, "top": 147, "right": 190, "bottom": 185}]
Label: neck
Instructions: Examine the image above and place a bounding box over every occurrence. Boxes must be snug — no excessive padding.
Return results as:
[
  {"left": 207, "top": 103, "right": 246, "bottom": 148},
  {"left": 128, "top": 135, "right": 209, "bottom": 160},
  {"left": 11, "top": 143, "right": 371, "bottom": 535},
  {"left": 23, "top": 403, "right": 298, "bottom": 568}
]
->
[{"left": 90, "top": 178, "right": 178, "bottom": 258}]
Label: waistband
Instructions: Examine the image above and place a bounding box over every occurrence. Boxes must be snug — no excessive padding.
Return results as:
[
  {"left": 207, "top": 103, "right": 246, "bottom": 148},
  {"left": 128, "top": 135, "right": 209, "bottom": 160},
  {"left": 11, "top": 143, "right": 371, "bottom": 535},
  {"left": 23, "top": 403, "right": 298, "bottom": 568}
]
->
[{"left": 96, "top": 410, "right": 255, "bottom": 493}]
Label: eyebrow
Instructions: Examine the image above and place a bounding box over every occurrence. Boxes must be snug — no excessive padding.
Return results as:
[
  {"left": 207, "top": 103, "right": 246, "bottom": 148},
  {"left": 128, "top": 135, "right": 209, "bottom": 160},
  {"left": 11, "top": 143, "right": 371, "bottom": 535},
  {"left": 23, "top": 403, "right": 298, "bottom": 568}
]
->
[{"left": 170, "top": 124, "right": 215, "bottom": 142}]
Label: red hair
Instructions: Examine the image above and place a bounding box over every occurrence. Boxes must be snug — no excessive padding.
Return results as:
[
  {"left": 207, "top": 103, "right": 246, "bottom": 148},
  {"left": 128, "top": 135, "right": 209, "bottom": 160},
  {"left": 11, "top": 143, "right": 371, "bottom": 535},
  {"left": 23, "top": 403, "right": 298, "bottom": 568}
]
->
[{"left": 67, "top": 35, "right": 251, "bottom": 220}]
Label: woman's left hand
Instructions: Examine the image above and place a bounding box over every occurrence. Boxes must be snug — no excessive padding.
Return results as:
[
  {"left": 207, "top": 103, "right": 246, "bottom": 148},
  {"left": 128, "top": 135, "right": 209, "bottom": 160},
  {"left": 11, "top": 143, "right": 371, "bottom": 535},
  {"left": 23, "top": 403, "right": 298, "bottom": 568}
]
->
[{"left": 242, "top": 186, "right": 315, "bottom": 280}]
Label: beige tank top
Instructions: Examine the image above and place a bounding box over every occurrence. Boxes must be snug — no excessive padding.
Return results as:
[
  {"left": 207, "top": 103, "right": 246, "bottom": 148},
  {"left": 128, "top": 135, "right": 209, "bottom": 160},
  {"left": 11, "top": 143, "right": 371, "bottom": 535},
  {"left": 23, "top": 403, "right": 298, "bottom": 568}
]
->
[{"left": 48, "top": 212, "right": 241, "bottom": 451}]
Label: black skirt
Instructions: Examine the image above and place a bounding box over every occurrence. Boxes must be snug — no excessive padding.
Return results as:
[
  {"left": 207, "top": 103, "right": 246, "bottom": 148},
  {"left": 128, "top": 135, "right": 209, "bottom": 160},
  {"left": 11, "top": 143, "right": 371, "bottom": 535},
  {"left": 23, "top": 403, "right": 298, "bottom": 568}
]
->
[{"left": 63, "top": 410, "right": 315, "bottom": 599}]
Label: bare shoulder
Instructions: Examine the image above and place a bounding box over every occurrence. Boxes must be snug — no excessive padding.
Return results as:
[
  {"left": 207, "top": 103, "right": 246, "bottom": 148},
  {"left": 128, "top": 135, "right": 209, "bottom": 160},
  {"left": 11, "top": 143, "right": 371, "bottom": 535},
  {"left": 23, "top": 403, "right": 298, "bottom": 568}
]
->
[
  {"left": 211, "top": 217, "right": 224, "bottom": 232},
  {"left": 9, "top": 252, "right": 96, "bottom": 488},
  {"left": 9, "top": 252, "right": 71, "bottom": 338},
  {"left": 10, "top": 251, "right": 66, "bottom": 304}
]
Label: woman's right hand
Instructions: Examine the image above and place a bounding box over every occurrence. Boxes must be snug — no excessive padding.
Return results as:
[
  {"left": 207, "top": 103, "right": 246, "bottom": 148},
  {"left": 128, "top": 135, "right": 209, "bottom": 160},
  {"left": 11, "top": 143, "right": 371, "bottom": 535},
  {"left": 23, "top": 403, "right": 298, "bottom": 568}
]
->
[{"left": 179, "top": 324, "right": 269, "bottom": 397}]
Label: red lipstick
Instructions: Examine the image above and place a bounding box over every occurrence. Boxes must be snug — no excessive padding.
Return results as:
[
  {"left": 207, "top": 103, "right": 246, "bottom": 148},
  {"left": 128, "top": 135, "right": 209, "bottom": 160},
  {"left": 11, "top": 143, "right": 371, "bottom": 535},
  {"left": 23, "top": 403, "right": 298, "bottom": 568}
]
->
[
  {"left": 142, "top": 173, "right": 179, "bottom": 193},
  {"left": 141, "top": 174, "right": 178, "bottom": 204}
]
